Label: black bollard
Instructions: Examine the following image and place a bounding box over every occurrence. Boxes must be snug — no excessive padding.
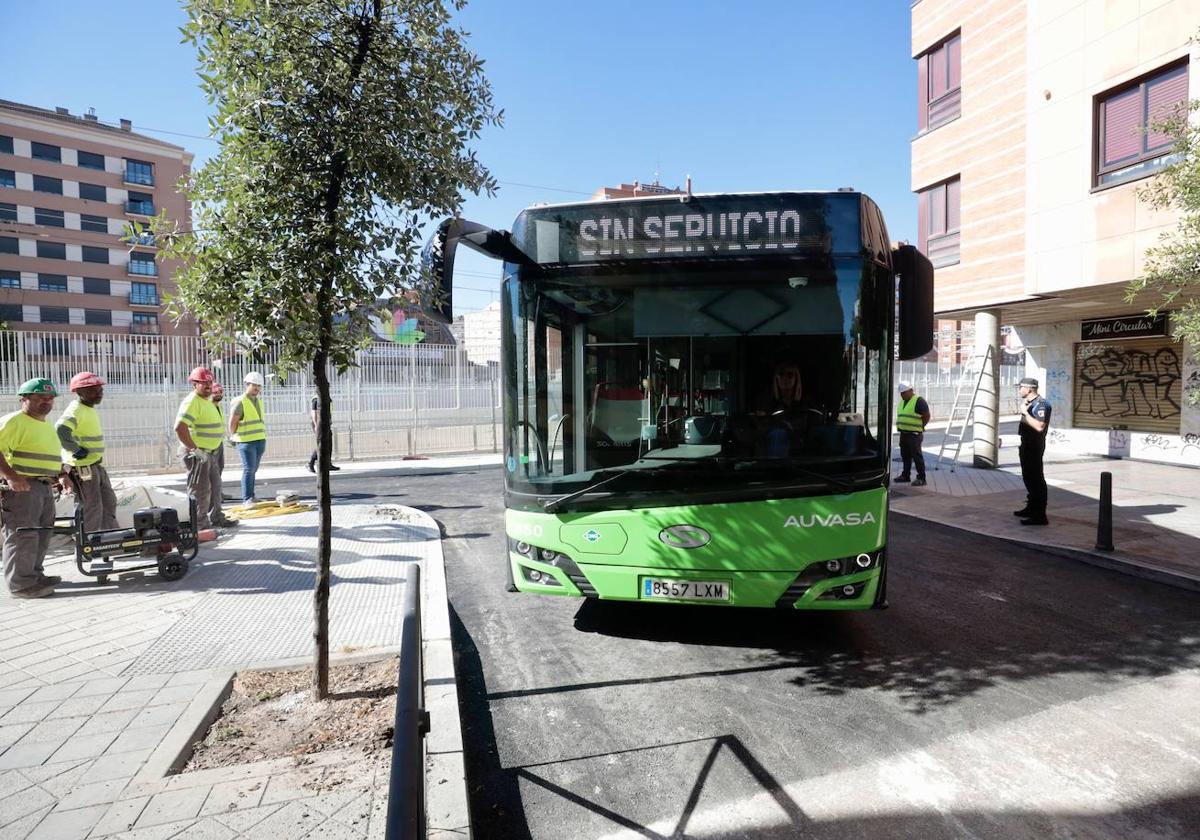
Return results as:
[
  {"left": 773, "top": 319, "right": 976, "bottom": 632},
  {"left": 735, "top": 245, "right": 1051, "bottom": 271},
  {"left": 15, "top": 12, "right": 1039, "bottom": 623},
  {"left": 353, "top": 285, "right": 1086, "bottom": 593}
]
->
[{"left": 1095, "top": 471, "right": 1114, "bottom": 551}]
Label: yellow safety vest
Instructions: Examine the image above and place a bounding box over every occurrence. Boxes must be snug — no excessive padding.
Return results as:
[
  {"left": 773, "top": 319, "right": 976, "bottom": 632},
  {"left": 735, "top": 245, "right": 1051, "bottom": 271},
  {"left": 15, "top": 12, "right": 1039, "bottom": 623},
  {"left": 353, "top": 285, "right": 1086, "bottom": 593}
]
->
[
  {"left": 230, "top": 394, "right": 266, "bottom": 443},
  {"left": 897, "top": 395, "right": 925, "bottom": 433},
  {"left": 57, "top": 400, "right": 105, "bottom": 467},
  {"left": 0, "top": 411, "right": 64, "bottom": 477},
  {"left": 177, "top": 392, "right": 224, "bottom": 451}
]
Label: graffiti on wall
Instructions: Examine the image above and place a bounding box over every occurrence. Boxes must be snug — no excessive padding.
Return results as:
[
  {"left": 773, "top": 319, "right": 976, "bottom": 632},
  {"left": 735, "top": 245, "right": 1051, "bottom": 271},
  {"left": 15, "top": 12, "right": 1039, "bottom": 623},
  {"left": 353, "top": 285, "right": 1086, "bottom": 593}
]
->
[{"left": 1075, "top": 342, "right": 1181, "bottom": 431}]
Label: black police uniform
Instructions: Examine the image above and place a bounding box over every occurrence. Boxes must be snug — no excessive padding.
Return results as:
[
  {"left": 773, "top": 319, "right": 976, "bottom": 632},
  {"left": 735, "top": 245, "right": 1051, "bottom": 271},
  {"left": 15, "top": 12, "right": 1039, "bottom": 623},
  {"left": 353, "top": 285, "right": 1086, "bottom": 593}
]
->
[{"left": 1017, "top": 393, "right": 1052, "bottom": 523}]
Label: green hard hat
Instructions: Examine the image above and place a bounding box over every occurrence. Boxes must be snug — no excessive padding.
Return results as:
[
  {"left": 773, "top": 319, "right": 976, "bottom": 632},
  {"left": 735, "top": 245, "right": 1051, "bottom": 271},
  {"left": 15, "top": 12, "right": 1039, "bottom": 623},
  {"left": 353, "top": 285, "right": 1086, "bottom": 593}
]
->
[{"left": 18, "top": 378, "right": 58, "bottom": 396}]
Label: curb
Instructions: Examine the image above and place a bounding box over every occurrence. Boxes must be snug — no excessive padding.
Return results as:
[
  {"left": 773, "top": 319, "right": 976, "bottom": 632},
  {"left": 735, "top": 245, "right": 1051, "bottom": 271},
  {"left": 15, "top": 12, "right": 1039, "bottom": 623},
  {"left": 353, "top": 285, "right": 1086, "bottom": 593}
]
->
[
  {"left": 408, "top": 506, "right": 472, "bottom": 840},
  {"left": 892, "top": 509, "right": 1200, "bottom": 592},
  {"left": 130, "top": 671, "right": 233, "bottom": 790}
]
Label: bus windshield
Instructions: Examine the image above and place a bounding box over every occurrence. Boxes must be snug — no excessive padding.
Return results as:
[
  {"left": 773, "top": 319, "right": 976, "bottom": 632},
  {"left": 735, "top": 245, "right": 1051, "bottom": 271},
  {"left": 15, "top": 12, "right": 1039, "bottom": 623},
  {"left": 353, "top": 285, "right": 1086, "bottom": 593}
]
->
[{"left": 503, "top": 256, "right": 893, "bottom": 506}]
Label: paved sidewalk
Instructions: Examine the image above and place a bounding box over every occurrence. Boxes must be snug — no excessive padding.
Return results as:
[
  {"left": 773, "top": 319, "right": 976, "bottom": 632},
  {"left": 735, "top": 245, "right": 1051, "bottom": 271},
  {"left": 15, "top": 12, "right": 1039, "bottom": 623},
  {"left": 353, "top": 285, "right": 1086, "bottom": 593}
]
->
[
  {"left": 0, "top": 501, "right": 442, "bottom": 839},
  {"left": 893, "top": 420, "right": 1200, "bottom": 590}
]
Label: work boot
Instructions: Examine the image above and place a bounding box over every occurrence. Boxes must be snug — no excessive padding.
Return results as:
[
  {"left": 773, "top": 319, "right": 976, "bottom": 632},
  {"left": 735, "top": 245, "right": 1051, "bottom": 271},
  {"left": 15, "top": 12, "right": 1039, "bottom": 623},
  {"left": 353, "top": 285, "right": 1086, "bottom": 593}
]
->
[
  {"left": 306, "top": 461, "right": 316, "bottom": 473},
  {"left": 213, "top": 517, "right": 239, "bottom": 528},
  {"left": 911, "top": 477, "right": 927, "bottom": 487},
  {"left": 11, "top": 583, "right": 55, "bottom": 599},
  {"left": 894, "top": 474, "right": 910, "bottom": 483},
  {"left": 329, "top": 464, "right": 341, "bottom": 471},
  {"left": 1013, "top": 508, "right": 1032, "bottom": 517},
  {"left": 1020, "top": 516, "right": 1049, "bottom": 526},
  {"left": 38, "top": 574, "right": 62, "bottom": 585}
]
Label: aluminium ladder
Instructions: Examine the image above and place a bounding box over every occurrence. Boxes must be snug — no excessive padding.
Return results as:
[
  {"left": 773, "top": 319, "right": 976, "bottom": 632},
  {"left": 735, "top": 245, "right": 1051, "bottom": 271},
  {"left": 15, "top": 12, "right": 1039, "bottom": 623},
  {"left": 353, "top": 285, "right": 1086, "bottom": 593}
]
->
[{"left": 933, "top": 345, "right": 995, "bottom": 472}]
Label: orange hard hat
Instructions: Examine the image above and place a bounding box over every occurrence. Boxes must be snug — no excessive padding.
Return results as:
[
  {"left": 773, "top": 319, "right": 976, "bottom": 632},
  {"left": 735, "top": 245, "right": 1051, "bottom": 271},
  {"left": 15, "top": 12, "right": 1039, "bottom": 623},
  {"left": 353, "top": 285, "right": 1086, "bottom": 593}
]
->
[
  {"left": 188, "top": 366, "right": 215, "bottom": 384},
  {"left": 69, "top": 371, "right": 105, "bottom": 392}
]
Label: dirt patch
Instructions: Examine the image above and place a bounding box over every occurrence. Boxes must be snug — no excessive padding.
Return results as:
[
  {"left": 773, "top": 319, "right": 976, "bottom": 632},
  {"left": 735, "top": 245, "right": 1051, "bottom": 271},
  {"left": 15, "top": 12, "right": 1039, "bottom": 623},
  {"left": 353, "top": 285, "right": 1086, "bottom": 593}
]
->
[{"left": 186, "top": 657, "right": 398, "bottom": 772}]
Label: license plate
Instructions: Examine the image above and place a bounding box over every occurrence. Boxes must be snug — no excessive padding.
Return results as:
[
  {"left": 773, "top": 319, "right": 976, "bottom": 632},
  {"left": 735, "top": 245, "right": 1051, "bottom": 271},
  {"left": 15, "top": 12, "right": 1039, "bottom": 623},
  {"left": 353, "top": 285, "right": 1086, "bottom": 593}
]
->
[{"left": 641, "top": 578, "right": 729, "bottom": 602}]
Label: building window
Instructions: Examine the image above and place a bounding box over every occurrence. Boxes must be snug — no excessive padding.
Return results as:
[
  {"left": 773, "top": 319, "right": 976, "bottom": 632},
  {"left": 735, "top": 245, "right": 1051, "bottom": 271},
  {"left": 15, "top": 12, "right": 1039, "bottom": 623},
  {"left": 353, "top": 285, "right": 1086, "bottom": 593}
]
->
[
  {"left": 0, "top": 304, "right": 22, "bottom": 323},
  {"left": 124, "top": 159, "right": 154, "bottom": 186},
  {"left": 31, "top": 142, "right": 61, "bottom": 162},
  {"left": 79, "top": 182, "right": 107, "bottom": 202},
  {"left": 1, "top": 270, "right": 20, "bottom": 288},
  {"left": 128, "top": 252, "right": 157, "bottom": 276},
  {"left": 130, "top": 282, "right": 159, "bottom": 306},
  {"left": 36, "top": 241, "right": 66, "bottom": 260},
  {"left": 131, "top": 312, "right": 159, "bottom": 334},
  {"left": 918, "top": 176, "right": 961, "bottom": 268},
  {"left": 0, "top": 236, "right": 17, "bottom": 254},
  {"left": 918, "top": 33, "right": 961, "bottom": 133},
  {"left": 0, "top": 202, "right": 15, "bottom": 222},
  {"left": 82, "top": 245, "right": 109, "bottom": 264},
  {"left": 77, "top": 150, "right": 105, "bottom": 170},
  {"left": 34, "top": 207, "right": 65, "bottom": 228},
  {"left": 126, "top": 191, "right": 154, "bottom": 215},
  {"left": 38, "top": 274, "right": 68, "bottom": 292},
  {"left": 85, "top": 308, "right": 112, "bottom": 326},
  {"left": 80, "top": 213, "right": 108, "bottom": 233},
  {"left": 0, "top": 135, "right": 12, "bottom": 155},
  {"left": 83, "top": 277, "right": 110, "bottom": 295},
  {"left": 1096, "top": 62, "right": 1190, "bottom": 187},
  {"left": 0, "top": 169, "right": 14, "bottom": 189},
  {"left": 40, "top": 306, "right": 70, "bottom": 324},
  {"left": 33, "top": 175, "right": 63, "bottom": 195}
]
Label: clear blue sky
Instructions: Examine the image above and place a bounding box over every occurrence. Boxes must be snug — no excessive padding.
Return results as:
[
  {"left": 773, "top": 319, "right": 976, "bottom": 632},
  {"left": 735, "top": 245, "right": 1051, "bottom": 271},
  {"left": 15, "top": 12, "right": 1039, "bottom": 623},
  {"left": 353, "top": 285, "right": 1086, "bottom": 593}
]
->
[{"left": 3, "top": 1, "right": 916, "bottom": 314}]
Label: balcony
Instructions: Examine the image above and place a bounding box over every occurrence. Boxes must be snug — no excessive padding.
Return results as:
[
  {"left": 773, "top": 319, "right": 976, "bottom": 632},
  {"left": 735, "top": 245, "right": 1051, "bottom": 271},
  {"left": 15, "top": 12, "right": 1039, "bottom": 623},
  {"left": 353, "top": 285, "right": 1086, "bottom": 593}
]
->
[
  {"left": 125, "top": 201, "right": 155, "bottom": 216},
  {"left": 129, "top": 321, "right": 160, "bottom": 335},
  {"left": 124, "top": 169, "right": 154, "bottom": 187},
  {"left": 127, "top": 260, "right": 158, "bottom": 278},
  {"left": 129, "top": 292, "right": 160, "bottom": 307}
]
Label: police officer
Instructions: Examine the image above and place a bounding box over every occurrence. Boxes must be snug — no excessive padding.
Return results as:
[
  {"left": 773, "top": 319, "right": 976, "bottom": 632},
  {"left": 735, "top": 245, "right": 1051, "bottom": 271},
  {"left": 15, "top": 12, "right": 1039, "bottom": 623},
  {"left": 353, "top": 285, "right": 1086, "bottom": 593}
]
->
[
  {"left": 57, "top": 371, "right": 118, "bottom": 533},
  {"left": 1014, "top": 376, "right": 1052, "bottom": 525},
  {"left": 1, "top": 379, "right": 69, "bottom": 598},
  {"left": 174, "top": 367, "right": 237, "bottom": 531},
  {"left": 895, "top": 380, "right": 931, "bottom": 487},
  {"left": 229, "top": 372, "right": 267, "bottom": 505}
]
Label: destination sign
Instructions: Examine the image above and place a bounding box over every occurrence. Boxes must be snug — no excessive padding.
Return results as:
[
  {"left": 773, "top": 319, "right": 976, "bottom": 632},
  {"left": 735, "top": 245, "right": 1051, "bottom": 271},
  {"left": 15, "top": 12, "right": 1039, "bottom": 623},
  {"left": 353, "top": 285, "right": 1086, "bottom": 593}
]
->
[{"left": 515, "top": 193, "right": 862, "bottom": 264}]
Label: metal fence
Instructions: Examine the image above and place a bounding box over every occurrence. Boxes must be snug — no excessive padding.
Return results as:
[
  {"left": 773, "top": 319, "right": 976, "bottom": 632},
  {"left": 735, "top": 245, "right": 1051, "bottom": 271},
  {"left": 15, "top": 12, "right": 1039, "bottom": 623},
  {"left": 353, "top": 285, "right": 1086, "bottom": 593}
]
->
[
  {"left": 0, "top": 328, "right": 1022, "bottom": 471},
  {"left": 0, "top": 330, "right": 502, "bottom": 472}
]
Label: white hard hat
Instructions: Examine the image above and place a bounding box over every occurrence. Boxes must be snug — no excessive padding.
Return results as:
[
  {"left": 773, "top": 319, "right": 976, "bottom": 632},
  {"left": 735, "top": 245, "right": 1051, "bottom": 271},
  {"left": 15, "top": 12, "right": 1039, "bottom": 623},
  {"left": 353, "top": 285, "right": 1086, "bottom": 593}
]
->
[
  {"left": 244, "top": 371, "right": 265, "bottom": 386},
  {"left": 898, "top": 381, "right": 913, "bottom": 392}
]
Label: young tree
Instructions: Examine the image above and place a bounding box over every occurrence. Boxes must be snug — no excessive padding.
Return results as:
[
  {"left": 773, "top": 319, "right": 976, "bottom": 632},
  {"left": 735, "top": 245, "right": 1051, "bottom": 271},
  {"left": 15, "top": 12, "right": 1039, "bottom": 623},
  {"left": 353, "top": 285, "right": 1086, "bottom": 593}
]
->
[
  {"left": 1128, "top": 95, "right": 1200, "bottom": 404},
  {"left": 161, "top": 0, "right": 499, "bottom": 698}
]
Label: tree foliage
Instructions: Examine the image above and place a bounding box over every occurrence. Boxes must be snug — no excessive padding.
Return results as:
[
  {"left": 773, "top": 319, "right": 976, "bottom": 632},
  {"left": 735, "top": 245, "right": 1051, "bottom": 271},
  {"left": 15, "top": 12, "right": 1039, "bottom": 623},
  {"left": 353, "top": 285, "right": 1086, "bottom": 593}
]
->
[
  {"left": 1128, "top": 95, "right": 1200, "bottom": 402},
  {"left": 162, "top": 0, "right": 499, "bottom": 369},
  {"left": 161, "top": 0, "right": 499, "bottom": 698}
]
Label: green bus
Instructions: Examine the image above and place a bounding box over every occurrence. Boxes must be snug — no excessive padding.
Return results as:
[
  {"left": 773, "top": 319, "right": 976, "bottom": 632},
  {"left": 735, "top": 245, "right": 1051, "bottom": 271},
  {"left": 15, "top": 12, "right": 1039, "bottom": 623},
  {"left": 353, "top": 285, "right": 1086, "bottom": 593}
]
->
[{"left": 424, "top": 190, "right": 933, "bottom": 609}]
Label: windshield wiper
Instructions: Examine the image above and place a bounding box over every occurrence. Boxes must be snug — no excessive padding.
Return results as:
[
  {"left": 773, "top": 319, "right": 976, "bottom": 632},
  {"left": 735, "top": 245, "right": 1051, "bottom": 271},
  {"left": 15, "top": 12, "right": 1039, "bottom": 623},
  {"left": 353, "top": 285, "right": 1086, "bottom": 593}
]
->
[
  {"left": 540, "top": 462, "right": 702, "bottom": 513},
  {"left": 712, "top": 457, "right": 863, "bottom": 494}
]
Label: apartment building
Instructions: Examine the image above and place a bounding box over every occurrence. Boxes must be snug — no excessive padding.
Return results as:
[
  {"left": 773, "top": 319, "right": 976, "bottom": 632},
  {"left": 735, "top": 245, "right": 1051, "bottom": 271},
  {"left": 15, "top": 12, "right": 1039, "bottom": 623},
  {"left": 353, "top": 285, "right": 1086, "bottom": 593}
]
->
[
  {"left": 912, "top": 0, "right": 1199, "bottom": 466},
  {"left": 0, "top": 99, "right": 195, "bottom": 341}
]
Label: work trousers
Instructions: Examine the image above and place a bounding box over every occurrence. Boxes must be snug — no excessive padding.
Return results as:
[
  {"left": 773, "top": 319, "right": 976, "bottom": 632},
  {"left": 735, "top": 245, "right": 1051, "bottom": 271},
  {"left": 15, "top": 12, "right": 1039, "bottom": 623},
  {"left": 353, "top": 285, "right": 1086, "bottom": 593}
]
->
[
  {"left": 1019, "top": 439, "right": 1048, "bottom": 516},
  {"left": 237, "top": 439, "right": 266, "bottom": 502},
  {"left": 77, "top": 464, "right": 118, "bottom": 534},
  {"left": 185, "top": 449, "right": 223, "bottom": 528},
  {"left": 2, "top": 482, "right": 55, "bottom": 593},
  {"left": 899, "top": 431, "right": 926, "bottom": 479}
]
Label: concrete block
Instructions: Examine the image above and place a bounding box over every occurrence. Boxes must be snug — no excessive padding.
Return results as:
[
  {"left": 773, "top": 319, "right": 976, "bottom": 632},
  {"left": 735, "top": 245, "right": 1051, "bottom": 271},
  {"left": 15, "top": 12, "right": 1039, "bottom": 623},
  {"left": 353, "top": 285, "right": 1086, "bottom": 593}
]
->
[
  {"left": 136, "top": 786, "right": 210, "bottom": 828},
  {"left": 89, "top": 795, "right": 150, "bottom": 837},
  {"left": 47, "top": 731, "right": 119, "bottom": 763},
  {"left": 0, "top": 736, "right": 66, "bottom": 770}
]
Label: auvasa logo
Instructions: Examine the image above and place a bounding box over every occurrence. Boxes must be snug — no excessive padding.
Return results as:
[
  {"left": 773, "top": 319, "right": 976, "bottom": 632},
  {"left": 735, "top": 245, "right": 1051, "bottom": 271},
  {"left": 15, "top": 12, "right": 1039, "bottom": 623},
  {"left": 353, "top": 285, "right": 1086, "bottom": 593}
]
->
[{"left": 783, "top": 512, "right": 877, "bottom": 528}]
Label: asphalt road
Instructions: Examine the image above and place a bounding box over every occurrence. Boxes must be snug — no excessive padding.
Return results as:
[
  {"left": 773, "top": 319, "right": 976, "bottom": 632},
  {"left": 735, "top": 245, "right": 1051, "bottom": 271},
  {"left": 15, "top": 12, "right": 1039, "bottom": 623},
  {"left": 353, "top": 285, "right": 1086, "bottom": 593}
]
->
[{"left": 336, "top": 465, "right": 1200, "bottom": 839}]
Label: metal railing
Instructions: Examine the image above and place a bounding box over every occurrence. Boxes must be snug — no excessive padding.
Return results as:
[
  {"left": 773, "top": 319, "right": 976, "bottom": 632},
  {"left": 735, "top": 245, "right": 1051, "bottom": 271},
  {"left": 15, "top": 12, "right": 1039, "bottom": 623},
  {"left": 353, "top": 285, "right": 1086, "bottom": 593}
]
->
[{"left": 387, "top": 564, "right": 428, "bottom": 839}]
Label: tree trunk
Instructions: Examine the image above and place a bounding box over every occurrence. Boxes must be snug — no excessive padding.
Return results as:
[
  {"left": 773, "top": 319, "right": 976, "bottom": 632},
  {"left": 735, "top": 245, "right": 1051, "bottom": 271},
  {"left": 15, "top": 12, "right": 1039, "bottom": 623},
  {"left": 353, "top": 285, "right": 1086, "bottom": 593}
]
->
[{"left": 312, "top": 323, "right": 333, "bottom": 701}]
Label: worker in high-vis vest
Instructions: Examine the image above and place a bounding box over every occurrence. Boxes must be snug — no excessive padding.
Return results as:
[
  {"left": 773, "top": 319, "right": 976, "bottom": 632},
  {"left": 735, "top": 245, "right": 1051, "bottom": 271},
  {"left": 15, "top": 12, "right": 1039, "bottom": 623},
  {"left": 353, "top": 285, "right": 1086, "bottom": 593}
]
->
[
  {"left": 175, "top": 366, "right": 237, "bottom": 531},
  {"left": 0, "top": 379, "right": 69, "bottom": 598},
  {"left": 229, "top": 371, "right": 267, "bottom": 506},
  {"left": 895, "top": 381, "right": 931, "bottom": 488},
  {"left": 56, "top": 371, "right": 119, "bottom": 546}
]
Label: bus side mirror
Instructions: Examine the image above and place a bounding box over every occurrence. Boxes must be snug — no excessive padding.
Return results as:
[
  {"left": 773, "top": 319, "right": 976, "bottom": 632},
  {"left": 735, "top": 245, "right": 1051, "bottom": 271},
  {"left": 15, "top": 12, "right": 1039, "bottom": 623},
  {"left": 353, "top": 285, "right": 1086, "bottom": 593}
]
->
[
  {"left": 893, "top": 244, "right": 934, "bottom": 360},
  {"left": 420, "top": 218, "right": 536, "bottom": 323}
]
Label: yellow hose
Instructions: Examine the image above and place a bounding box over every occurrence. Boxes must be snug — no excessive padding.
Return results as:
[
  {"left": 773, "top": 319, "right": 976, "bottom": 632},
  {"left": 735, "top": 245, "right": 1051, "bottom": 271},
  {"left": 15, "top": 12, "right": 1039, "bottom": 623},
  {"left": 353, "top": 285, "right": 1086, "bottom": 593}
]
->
[{"left": 226, "top": 500, "right": 315, "bottom": 520}]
